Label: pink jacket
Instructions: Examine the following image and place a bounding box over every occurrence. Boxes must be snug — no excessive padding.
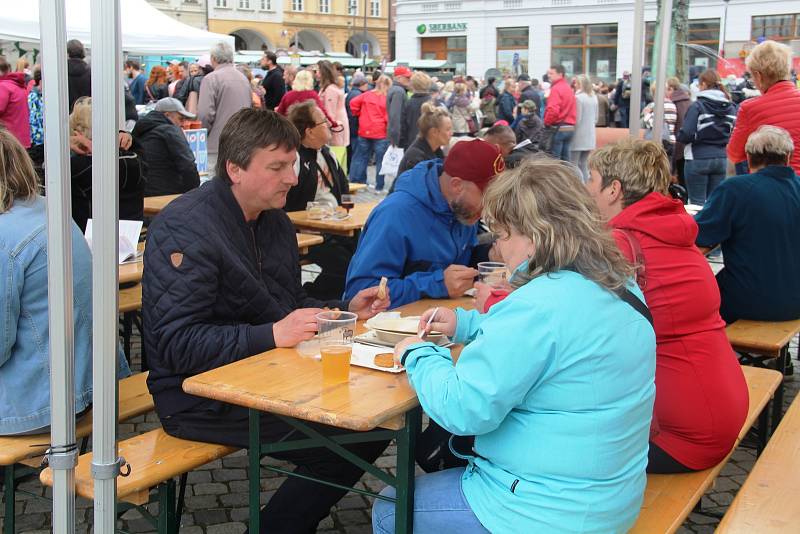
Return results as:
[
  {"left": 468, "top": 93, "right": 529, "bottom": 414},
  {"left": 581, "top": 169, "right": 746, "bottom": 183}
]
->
[
  {"left": 0, "top": 72, "right": 31, "bottom": 148},
  {"left": 320, "top": 84, "right": 349, "bottom": 147}
]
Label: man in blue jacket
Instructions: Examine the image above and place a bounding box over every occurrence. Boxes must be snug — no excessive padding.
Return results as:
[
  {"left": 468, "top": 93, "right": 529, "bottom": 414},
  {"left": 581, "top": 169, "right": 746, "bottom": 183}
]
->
[
  {"left": 344, "top": 139, "right": 505, "bottom": 308},
  {"left": 143, "top": 108, "right": 391, "bottom": 532}
]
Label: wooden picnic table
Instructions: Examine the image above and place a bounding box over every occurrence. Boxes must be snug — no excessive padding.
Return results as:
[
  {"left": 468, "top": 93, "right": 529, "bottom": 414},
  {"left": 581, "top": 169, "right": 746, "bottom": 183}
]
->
[
  {"left": 183, "top": 295, "right": 472, "bottom": 534},
  {"left": 143, "top": 194, "right": 181, "bottom": 216},
  {"left": 287, "top": 201, "right": 378, "bottom": 237},
  {"left": 118, "top": 234, "right": 323, "bottom": 284},
  {"left": 347, "top": 182, "right": 367, "bottom": 192}
]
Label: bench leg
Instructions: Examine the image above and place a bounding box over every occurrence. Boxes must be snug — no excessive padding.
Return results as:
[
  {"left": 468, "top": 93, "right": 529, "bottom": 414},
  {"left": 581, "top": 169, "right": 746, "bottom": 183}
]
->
[
  {"left": 175, "top": 473, "right": 188, "bottom": 528},
  {"left": 395, "top": 407, "right": 421, "bottom": 534},
  {"left": 772, "top": 346, "right": 789, "bottom": 434},
  {"left": 122, "top": 313, "right": 133, "bottom": 365},
  {"left": 249, "top": 409, "right": 261, "bottom": 534},
  {"left": 757, "top": 398, "right": 770, "bottom": 456},
  {"left": 157, "top": 478, "right": 177, "bottom": 534},
  {"left": 132, "top": 312, "right": 148, "bottom": 372},
  {"left": 3, "top": 464, "right": 14, "bottom": 534}
]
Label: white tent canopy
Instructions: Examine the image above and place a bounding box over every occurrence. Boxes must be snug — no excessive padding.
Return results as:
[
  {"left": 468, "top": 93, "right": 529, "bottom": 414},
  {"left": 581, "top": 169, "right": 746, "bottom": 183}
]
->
[{"left": 0, "top": 0, "right": 233, "bottom": 56}]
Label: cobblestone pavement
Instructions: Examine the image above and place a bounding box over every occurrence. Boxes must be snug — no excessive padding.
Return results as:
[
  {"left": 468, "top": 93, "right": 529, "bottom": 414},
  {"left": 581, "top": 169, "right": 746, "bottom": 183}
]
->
[{"left": 2, "top": 184, "right": 797, "bottom": 533}]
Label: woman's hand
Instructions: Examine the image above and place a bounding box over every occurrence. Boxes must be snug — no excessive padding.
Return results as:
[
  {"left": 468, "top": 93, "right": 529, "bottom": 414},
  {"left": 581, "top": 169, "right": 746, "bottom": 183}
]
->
[
  {"left": 118, "top": 131, "right": 133, "bottom": 150},
  {"left": 417, "top": 307, "right": 457, "bottom": 338},
  {"left": 393, "top": 335, "right": 424, "bottom": 366}
]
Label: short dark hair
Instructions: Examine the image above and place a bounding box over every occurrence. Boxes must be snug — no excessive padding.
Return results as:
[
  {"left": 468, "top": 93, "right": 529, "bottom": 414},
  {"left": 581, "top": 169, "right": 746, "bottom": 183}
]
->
[
  {"left": 371, "top": 70, "right": 382, "bottom": 82},
  {"left": 67, "top": 39, "right": 85, "bottom": 59},
  {"left": 216, "top": 109, "right": 301, "bottom": 183},
  {"left": 485, "top": 124, "right": 515, "bottom": 139},
  {"left": 265, "top": 52, "right": 278, "bottom": 65},
  {"left": 125, "top": 59, "right": 141, "bottom": 71},
  {"left": 487, "top": 76, "right": 496, "bottom": 85},
  {"left": 0, "top": 56, "right": 9, "bottom": 75},
  {"left": 286, "top": 100, "right": 319, "bottom": 140},
  {"left": 550, "top": 64, "right": 566, "bottom": 75}
]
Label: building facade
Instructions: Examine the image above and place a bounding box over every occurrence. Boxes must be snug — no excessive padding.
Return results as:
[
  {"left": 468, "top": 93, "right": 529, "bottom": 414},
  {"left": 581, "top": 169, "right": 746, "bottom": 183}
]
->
[
  {"left": 146, "top": 0, "right": 209, "bottom": 29},
  {"left": 395, "top": 0, "right": 800, "bottom": 81},
  {"left": 207, "top": 0, "right": 389, "bottom": 58}
]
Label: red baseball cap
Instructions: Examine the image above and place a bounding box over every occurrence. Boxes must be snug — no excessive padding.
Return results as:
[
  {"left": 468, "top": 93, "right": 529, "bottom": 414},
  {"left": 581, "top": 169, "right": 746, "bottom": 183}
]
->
[
  {"left": 443, "top": 140, "right": 506, "bottom": 191},
  {"left": 393, "top": 66, "right": 412, "bottom": 78}
]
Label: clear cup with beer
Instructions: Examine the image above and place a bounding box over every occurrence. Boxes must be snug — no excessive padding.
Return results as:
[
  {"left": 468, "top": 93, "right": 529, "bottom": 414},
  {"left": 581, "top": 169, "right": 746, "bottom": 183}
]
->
[{"left": 316, "top": 311, "right": 357, "bottom": 382}]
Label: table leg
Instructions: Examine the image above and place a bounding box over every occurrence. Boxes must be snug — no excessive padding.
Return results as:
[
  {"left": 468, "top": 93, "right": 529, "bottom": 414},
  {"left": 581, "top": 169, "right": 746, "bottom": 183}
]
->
[
  {"left": 3, "top": 464, "right": 14, "bottom": 534},
  {"left": 249, "top": 409, "right": 261, "bottom": 534},
  {"left": 394, "top": 407, "right": 421, "bottom": 534}
]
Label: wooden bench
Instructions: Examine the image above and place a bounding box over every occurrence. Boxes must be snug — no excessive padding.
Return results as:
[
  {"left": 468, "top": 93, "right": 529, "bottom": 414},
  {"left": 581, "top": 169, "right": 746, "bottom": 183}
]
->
[
  {"left": 726, "top": 318, "right": 800, "bottom": 431},
  {"left": 40, "top": 430, "right": 237, "bottom": 533},
  {"left": 1, "top": 372, "right": 153, "bottom": 534},
  {"left": 716, "top": 395, "right": 800, "bottom": 533},
  {"left": 629, "top": 366, "right": 783, "bottom": 534}
]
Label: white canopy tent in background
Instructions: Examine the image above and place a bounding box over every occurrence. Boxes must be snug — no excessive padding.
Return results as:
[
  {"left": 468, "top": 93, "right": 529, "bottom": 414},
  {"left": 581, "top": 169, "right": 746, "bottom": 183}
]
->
[{"left": 1, "top": 0, "right": 233, "bottom": 56}]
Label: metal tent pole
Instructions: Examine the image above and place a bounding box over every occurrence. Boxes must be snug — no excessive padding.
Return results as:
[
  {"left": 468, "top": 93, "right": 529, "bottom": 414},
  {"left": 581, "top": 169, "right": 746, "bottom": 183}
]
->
[
  {"left": 90, "top": 0, "right": 123, "bottom": 532},
  {"left": 653, "top": 0, "right": 674, "bottom": 143},
  {"left": 629, "top": 0, "right": 645, "bottom": 138},
  {"left": 40, "top": 0, "right": 77, "bottom": 532}
]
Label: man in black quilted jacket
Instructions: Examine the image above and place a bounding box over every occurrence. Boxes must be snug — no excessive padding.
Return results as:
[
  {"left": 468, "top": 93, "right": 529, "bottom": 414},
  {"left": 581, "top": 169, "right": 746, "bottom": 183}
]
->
[{"left": 142, "top": 108, "right": 391, "bottom": 533}]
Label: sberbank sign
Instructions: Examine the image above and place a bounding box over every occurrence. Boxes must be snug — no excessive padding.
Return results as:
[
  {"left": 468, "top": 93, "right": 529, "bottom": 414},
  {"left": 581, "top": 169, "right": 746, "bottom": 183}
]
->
[{"left": 416, "top": 22, "right": 467, "bottom": 35}]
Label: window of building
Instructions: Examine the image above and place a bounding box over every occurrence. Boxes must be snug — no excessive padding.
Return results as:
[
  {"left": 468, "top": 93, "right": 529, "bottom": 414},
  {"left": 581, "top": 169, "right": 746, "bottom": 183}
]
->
[
  {"left": 497, "top": 27, "right": 529, "bottom": 76},
  {"left": 370, "top": 0, "right": 380, "bottom": 17},
  {"left": 319, "top": 0, "right": 330, "bottom": 12},
  {"left": 422, "top": 2, "right": 438, "bottom": 11},
  {"left": 215, "top": 0, "right": 228, "bottom": 7},
  {"left": 646, "top": 18, "right": 720, "bottom": 70},
  {"left": 260, "top": 0, "right": 271, "bottom": 9},
  {"left": 292, "top": 0, "right": 303, "bottom": 10},
  {"left": 551, "top": 24, "right": 617, "bottom": 82},
  {"left": 239, "top": 0, "right": 250, "bottom": 7},
  {"left": 751, "top": 14, "right": 800, "bottom": 42},
  {"left": 420, "top": 36, "right": 466, "bottom": 74},
  {"left": 348, "top": 0, "right": 357, "bottom": 15}
]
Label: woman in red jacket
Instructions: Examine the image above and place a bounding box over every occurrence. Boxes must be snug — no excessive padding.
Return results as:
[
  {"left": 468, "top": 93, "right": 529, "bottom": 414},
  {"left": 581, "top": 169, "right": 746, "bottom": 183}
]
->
[
  {"left": 347, "top": 75, "right": 392, "bottom": 191},
  {"left": 727, "top": 39, "right": 800, "bottom": 175},
  {"left": 585, "top": 138, "right": 748, "bottom": 473}
]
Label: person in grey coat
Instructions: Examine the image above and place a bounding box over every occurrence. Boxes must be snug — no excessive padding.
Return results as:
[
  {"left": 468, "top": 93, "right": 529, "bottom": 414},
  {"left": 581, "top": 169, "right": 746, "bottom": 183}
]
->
[
  {"left": 197, "top": 42, "right": 252, "bottom": 174},
  {"left": 570, "top": 75, "right": 598, "bottom": 182},
  {"left": 386, "top": 66, "right": 411, "bottom": 147}
]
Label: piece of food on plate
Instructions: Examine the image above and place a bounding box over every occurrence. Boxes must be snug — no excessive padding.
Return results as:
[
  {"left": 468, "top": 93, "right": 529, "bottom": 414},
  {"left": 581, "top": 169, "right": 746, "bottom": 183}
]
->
[{"left": 373, "top": 353, "right": 395, "bottom": 368}]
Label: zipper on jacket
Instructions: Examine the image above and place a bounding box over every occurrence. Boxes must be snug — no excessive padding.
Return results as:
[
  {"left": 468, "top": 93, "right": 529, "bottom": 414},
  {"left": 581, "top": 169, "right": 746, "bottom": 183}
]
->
[
  {"left": 510, "top": 479, "right": 520, "bottom": 493},
  {"left": 249, "top": 225, "right": 262, "bottom": 272}
]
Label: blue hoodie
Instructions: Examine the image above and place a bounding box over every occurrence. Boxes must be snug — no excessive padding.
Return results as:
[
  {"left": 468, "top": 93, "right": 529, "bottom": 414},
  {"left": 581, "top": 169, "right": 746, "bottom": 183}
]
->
[{"left": 344, "top": 160, "right": 477, "bottom": 307}]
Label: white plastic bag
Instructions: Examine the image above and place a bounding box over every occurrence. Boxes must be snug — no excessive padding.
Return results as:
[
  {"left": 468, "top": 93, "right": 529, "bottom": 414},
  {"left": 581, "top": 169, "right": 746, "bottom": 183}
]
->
[{"left": 380, "top": 145, "right": 404, "bottom": 177}]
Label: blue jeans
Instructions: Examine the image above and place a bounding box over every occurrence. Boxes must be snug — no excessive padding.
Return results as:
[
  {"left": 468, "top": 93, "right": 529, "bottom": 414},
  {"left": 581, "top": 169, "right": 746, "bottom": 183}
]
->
[
  {"left": 348, "top": 137, "right": 390, "bottom": 190},
  {"left": 684, "top": 157, "right": 727, "bottom": 204},
  {"left": 372, "top": 468, "right": 490, "bottom": 534},
  {"left": 551, "top": 129, "right": 574, "bottom": 162}
]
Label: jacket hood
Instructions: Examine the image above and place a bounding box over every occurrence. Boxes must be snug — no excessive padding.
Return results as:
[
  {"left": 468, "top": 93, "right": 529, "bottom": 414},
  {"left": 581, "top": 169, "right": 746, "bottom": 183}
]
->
[
  {"left": 0, "top": 71, "right": 26, "bottom": 88},
  {"left": 610, "top": 192, "right": 698, "bottom": 247},
  {"left": 393, "top": 159, "right": 453, "bottom": 220},
  {"left": 132, "top": 110, "right": 174, "bottom": 137},
  {"left": 697, "top": 89, "right": 735, "bottom": 113},
  {"left": 670, "top": 88, "right": 690, "bottom": 102}
]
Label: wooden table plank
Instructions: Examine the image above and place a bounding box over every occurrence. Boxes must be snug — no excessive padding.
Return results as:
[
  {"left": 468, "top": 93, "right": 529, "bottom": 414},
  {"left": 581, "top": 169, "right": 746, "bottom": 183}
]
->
[
  {"left": 297, "top": 233, "right": 324, "bottom": 255},
  {"left": 183, "top": 297, "right": 472, "bottom": 432},
  {"left": 725, "top": 319, "right": 800, "bottom": 358},
  {"left": 119, "top": 284, "right": 142, "bottom": 313},
  {"left": 347, "top": 182, "right": 367, "bottom": 192},
  {"left": 287, "top": 201, "right": 377, "bottom": 237},
  {"left": 143, "top": 194, "right": 180, "bottom": 216},
  {"left": 119, "top": 235, "right": 323, "bottom": 284}
]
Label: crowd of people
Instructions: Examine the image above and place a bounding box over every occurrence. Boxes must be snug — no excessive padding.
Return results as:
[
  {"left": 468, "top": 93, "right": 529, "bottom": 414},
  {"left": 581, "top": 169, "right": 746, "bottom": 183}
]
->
[{"left": 2, "top": 35, "right": 800, "bottom": 533}]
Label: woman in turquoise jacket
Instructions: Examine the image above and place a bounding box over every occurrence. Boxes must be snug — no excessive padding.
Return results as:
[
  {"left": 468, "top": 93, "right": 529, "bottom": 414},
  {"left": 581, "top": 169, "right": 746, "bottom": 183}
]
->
[{"left": 373, "top": 157, "right": 657, "bottom": 533}]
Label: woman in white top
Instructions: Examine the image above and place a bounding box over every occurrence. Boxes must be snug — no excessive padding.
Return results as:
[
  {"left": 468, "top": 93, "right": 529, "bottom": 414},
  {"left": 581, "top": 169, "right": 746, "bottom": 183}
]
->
[{"left": 570, "top": 75, "right": 599, "bottom": 182}]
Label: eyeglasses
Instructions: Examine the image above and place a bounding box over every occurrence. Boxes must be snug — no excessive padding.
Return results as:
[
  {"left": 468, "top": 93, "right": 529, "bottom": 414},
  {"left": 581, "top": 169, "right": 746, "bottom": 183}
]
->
[{"left": 314, "top": 120, "right": 329, "bottom": 128}]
